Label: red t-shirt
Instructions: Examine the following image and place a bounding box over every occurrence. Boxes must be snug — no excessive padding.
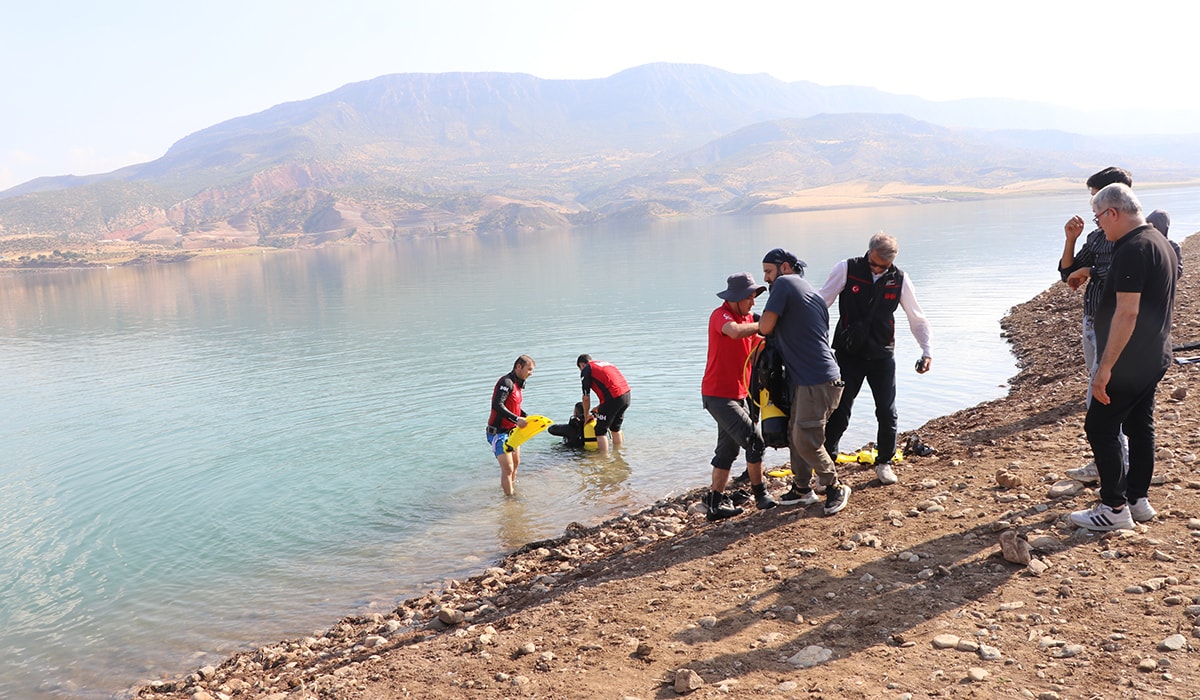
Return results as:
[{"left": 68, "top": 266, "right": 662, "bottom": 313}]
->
[{"left": 701, "top": 304, "right": 759, "bottom": 399}]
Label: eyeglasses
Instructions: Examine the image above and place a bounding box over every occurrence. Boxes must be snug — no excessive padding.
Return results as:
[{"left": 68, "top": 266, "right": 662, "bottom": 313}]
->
[
  {"left": 1093, "top": 208, "right": 1113, "bottom": 226},
  {"left": 866, "top": 254, "right": 891, "bottom": 272}
]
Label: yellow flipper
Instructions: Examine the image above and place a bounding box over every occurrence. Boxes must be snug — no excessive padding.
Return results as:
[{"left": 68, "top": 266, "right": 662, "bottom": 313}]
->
[{"left": 505, "top": 415, "right": 553, "bottom": 449}]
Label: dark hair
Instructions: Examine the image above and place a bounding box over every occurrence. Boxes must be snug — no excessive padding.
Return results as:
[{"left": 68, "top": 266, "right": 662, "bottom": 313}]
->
[
  {"left": 1086, "top": 166, "right": 1133, "bottom": 190},
  {"left": 514, "top": 354, "right": 535, "bottom": 370},
  {"left": 576, "top": 353, "right": 591, "bottom": 366}
]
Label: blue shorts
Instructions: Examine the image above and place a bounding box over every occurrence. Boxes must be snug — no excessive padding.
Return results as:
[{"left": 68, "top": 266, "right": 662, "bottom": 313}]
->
[{"left": 487, "top": 429, "right": 512, "bottom": 456}]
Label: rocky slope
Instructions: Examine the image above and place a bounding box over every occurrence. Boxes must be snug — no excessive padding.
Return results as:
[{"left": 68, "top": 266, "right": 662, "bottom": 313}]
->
[{"left": 134, "top": 235, "right": 1200, "bottom": 700}]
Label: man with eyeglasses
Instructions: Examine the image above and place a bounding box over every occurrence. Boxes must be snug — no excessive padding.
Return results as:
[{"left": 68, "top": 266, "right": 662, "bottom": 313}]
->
[
  {"left": 1058, "top": 166, "right": 1134, "bottom": 484},
  {"left": 817, "top": 232, "right": 932, "bottom": 486},
  {"left": 1069, "top": 183, "right": 1177, "bottom": 531}
]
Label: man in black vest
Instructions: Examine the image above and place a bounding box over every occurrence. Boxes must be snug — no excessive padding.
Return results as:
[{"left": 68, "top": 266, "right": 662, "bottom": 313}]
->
[{"left": 819, "top": 233, "right": 932, "bottom": 486}]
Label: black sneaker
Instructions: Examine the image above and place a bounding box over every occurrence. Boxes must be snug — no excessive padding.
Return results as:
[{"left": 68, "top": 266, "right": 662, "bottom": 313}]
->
[
  {"left": 823, "top": 483, "right": 851, "bottom": 515},
  {"left": 704, "top": 492, "right": 744, "bottom": 521},
  {"left": 777, "top": 485, "right": 820, "bottom": 506},
  {"left": 754, "top": 490, "right": 777, "bottom": 510},
  {"left": 727, "top": 489, "right": 752, "bottom": 506},
  {"left": 732, "top": 470, "right": 751, "bottom": 485}
]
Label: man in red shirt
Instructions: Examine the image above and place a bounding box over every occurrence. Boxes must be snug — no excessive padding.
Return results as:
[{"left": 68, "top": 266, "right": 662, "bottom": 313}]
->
[
  {"left": 577, "top": 354, "right": 631, "bottom": 455},
  {"left": 700, "top": 273, "right": 778, "bottom": 520}
]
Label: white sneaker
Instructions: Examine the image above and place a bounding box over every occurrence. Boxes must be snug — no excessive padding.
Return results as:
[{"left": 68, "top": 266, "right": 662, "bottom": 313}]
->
[
  {"left": 1128, "top": 498, "right": 1158, "bottom": 522},
  {"left": 875, "top": 463, "right": 899, "bottom": 485},
  {"left": 1069, "top": 502, "right": 1134, "bottom": 531},
  {"left": 1064, "top": 462, "right": 1099, "bottom": 483}
]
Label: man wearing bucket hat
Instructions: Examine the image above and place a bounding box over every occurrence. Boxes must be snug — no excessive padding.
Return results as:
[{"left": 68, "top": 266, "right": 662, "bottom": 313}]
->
[
  {"left": 700, "top": 272, "right": 778, "bottom": 521},
  {"left": 758, "top": 250, "right": 851, "bottom": 516}
]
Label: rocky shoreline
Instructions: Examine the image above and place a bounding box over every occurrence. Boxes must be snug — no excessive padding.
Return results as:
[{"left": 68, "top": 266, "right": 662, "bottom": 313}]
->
[{"left": 135, "top": 235, "right": 1200, "bottom": 699}]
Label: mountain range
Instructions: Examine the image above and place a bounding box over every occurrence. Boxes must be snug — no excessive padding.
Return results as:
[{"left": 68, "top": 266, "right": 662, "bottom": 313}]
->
[{"left": 3, "top": 63, "right": 1199, "bottom": 251}]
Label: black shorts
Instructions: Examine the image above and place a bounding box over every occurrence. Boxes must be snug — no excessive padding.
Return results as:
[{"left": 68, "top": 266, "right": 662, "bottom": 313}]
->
[{"left": 594, "top": 392, "right": 631, "bottom": 435}]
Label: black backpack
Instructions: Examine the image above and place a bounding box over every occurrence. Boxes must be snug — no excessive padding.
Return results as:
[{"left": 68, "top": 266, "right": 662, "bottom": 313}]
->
[{"left": 749, "top": 335, "right": 791, "bottom": 448}]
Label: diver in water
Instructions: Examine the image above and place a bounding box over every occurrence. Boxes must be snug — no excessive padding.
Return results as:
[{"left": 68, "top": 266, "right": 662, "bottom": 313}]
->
[{"left": 547, "top": 402, "right": 597, "bottom": 450}]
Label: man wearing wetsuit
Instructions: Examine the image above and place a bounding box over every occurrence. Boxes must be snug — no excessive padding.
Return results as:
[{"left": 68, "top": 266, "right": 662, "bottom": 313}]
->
[
  {"left": 548, "top": 402, "right": 590, "bottom": 448},
  {"left": 577, "top": 354, "right": 630, "bottom": 455},
  {"left": 487, "top": 354, "right": 535, "bottom": 496}
]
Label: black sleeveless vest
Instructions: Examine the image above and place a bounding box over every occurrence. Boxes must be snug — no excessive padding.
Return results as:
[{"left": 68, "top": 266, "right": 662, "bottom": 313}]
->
[{"left": 832, "top": 256, "right": 904, "bottom": 359}]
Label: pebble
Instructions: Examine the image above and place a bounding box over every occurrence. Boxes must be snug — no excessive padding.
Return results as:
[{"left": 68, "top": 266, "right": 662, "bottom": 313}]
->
[
  {"left": 1047, "top": 480, "right": 1085, "bottom": 498},
  {"left": 978, "top": 644, "right": 1002, "bottom": 661},
  {"left": 787, "top": 645, "right": 834, "bottom": 668},
  {"left": 1159, "top": 634, "right": 1187, "bottom": 652},
  {"left": 674, "top": 668, "right": 704, "bottom": 692},
  {"left": 697, "top": 615, "right": 718, "bottom": 629},
  {"left": 932, "top": 634, "right": 960, "bottom": 649},
  {"left": 1138, "top": 658, "right": 1159, "bottom": 672},
  {"left": 966, "top": 667, "right": 988, "bottom": 682}
]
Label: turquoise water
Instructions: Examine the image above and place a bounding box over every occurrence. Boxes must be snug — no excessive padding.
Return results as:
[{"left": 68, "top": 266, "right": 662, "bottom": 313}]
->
[{"left": 1, "top": 187, "right": 1197, "bottom": 697}]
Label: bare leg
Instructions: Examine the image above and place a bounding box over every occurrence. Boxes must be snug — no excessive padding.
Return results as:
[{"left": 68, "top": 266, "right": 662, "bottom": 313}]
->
[
  {"left": 596, "top": 434, "right": 611, "bottom": 455},
  {"left": 498, "top": 449, "right": 518, "bottom": 497},
  {"left": 612, "top": 430, "right": 624, "bottom": 449}
]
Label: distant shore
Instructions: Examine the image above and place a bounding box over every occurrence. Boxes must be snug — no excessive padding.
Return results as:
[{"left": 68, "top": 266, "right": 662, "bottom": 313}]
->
[{"left": 5, "top": 178, "right": 1199, "bottom": 271}]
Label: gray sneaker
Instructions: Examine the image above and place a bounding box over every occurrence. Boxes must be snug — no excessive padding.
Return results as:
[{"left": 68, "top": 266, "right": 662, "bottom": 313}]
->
[
  {"left": 875, "top": 462, "right": 899, "bottom": 485},
  {"left": 1128, "top": 498, "right": 1158, "bottom": 522},
  {"left": 823, "top": 483, "right": 851, "bottom": 516},
  {"left": 1064, "top": 462, "right": 1099, "bottom": 483}
]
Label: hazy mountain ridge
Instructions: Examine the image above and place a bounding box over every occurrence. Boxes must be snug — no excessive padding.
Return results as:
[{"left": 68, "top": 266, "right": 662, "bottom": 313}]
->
[{"left": 3, "top": 63, "right": 1200, "bottom": 252}]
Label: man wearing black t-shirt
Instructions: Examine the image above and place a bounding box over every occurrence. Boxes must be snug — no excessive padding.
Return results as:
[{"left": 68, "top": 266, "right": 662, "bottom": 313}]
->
[{"left": 1069, "top": 184, "right": 1178, "bottom": 531}]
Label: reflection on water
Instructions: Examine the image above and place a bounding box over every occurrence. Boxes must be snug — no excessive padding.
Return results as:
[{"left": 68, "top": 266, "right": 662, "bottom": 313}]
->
[{"left": 0, "top": 185, "right": 1197, "bottom": 698}]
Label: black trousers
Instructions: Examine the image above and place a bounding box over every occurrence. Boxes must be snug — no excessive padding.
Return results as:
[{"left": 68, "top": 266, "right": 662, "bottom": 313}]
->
[
  {"left": 824, "top": 353, "right": 897, "bottom": 464},
  {"left": 1085, "top": 371, "right": 1163, "bottom": 508}
]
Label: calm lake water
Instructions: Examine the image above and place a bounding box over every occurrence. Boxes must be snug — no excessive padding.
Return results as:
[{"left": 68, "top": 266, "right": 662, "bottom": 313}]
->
[{"left": 1, "top": 186, "right": 1197, "bottom": 698}]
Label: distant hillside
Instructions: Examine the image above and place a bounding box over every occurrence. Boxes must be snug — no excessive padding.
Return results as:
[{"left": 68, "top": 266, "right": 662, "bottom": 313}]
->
[{"left": 3, "top": 63, "right": 1200, "bottom": 255}]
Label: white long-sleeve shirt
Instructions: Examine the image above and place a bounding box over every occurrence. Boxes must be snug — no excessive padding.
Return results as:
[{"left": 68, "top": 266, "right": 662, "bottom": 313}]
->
[{"left": 818, "top": 260, "right": 933, "bottom": 357}]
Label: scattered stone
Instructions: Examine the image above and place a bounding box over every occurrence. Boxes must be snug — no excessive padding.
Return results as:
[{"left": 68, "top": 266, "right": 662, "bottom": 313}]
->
[
  {"left": 787, "top": 645, "right": 834, "bottom": 668},
  {"left": 437, "top": 607, "right": 465, "bottom": 625},
  {"left": 697, "top": 616, "right": 718, "bottom": 629},
  {"left": 516, "top": 642, "right": 537, "bottom": 656},
  {"left": 1159, "top": 634, "right": 1188, "bottom": 652},
  {"left": 999, "top": 531, "right": 1032, "bottom": 565},
  {"left": 674, "top": 668, "right": 704, "bottom": 692},
  {"left": 995, "top": 470, "right": 1022, "bottom": 488},
  {"left": 966, "top": 667, "right": 989, "bottom": 682},
  {"left": 1047, "top": 480, "right": 1085, "bottom": 498},
  {"left": 978, "top": 644, "right": 1002, "bottom": 661},
  {"left": 932, "top": 634, "right": 961, "bottom": 649},
  {"left": 1138, "top": 658, "right": 1159, "bottom": 672},
  {"left": 1171, "top": 385, "right": 1187, "bottom": 400},
  {"left": 1153, "top": 550, "right": 1177, "bottom": 563}
]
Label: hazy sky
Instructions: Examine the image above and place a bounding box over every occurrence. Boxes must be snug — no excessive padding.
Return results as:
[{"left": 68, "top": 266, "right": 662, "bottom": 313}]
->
[{"left": 2, "top": 0, "right": 1197, "bottom": 190}]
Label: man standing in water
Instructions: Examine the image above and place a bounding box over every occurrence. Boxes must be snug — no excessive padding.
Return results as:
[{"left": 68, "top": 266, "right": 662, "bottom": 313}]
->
[
  {"left": 1069, "top": 184, "right": 1176, "bottom": 531},
  {"left": 577, "top": 354, "right": 631, "bottom": 454},
  {"left": 819, "top": 232, "right": 932, "bottom": 486},
  {"left": 759, "top": 249, "right": 850, "bottom": 516},
  {"left": 487, "top": 355, "right": 535, "bottom": 496},
  {"left": 700, "top": 272, "right": 778, "bottom": 521}
]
